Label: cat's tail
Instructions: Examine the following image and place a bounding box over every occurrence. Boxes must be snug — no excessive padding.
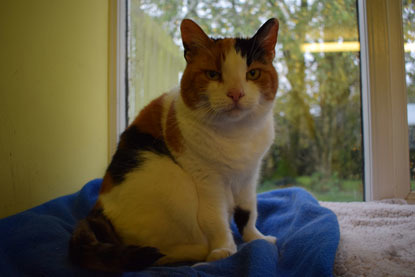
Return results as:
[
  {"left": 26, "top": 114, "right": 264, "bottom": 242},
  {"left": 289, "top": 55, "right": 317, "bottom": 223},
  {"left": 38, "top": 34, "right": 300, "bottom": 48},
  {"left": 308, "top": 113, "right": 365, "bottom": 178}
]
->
[{"left": 69, "top": 208, "right": 164, "bottom": 272}]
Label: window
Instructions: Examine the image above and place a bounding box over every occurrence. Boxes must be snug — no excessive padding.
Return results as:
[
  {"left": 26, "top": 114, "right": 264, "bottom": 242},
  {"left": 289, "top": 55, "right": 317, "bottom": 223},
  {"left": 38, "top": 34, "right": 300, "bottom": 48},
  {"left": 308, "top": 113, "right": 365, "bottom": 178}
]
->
[{"left": 111, "top": 0, "right": 414, "bottom": 202}]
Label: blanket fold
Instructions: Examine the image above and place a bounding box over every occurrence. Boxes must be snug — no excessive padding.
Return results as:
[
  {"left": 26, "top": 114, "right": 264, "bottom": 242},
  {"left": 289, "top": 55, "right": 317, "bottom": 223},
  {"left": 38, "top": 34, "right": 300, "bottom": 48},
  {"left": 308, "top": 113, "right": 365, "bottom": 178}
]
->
[{"left": 0, "top": 179, "right": 339, "bottom": 276}]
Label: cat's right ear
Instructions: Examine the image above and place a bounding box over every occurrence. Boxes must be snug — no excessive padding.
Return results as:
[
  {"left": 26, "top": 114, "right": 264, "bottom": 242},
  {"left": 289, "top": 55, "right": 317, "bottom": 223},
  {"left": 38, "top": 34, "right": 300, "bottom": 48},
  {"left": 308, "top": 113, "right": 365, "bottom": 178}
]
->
[
  {"left": 180, "top": 19, "right": 211, "bottom": 63},
  {"left": 252, "top": 18, "right": 279, "bottom": 60}
]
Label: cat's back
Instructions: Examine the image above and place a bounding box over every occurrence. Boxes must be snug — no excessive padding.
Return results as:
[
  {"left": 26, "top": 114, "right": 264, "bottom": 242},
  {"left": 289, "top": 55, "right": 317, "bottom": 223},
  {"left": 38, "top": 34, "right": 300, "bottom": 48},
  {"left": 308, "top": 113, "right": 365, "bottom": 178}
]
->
[
  {"left": 128, "top": 88, "right": 178, "bottom": 141},
  {"left": 97, "top": 87, "right": 203, "bottom": 246},
  {"left": 99, "top": 89, "right": 177, "bottom": 192}
]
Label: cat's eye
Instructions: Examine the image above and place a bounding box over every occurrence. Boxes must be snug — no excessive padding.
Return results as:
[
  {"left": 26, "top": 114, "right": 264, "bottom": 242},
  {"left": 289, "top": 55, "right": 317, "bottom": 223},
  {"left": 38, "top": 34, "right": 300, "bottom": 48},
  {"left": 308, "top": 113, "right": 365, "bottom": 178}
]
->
[
  {"left": 246, "top": 69, "right": 261, "bottom": 80},
  {"left": 205, "top": 70, "right": 221, "bottom": 81}
]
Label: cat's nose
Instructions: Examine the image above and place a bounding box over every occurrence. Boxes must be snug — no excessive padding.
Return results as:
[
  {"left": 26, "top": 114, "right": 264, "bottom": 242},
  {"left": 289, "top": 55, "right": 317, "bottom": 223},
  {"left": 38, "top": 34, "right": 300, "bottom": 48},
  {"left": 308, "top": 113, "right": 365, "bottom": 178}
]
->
[{"left": 227, "top": 88, "right": 245, "bottom": 102}]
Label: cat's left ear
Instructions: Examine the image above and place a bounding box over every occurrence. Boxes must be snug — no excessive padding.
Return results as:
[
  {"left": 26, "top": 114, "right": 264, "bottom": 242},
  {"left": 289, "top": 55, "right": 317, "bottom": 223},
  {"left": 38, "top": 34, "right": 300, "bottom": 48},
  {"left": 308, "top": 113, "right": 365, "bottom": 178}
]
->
[
  {"left": 253, "top": 18, "right": 279, "bottom": 58},
  {"left": 180, "top": 19, "right": 211, "bottom": 62}
]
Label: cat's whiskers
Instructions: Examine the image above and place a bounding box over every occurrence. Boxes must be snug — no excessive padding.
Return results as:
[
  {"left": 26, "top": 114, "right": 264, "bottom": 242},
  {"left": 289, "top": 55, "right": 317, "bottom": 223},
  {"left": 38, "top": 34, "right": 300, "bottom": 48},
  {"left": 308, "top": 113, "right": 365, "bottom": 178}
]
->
[{"left": 198, "top": 104, "right": 222, "bottom": 121}]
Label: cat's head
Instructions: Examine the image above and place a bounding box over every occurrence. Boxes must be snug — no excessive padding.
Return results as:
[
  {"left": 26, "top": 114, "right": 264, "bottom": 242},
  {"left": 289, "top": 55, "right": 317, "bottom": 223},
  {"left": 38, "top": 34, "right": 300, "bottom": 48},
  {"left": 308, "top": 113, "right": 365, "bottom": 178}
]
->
[{"left": 180, "top": 18, "right": 279, "bottom": 124}]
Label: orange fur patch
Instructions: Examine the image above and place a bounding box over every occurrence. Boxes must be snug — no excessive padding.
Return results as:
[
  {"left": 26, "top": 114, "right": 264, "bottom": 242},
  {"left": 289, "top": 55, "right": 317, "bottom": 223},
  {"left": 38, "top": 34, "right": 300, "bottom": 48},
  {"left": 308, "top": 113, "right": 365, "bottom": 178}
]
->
[
  {"left": 100, "top": 94, "right": 166, "bottom": 195},
  {"left": 165, "top": 102, "right": 183, "bottom": 153},
  {"left": 99, "top": 173, "right": 115, "bottom": 194},
  {"left": 93, "top": 199, "right": 103, "bottom": 210},
  {"left": 249, "top": 60, "right": 278, "bottom": 101},
  {"left": 130, "top": 94, "right": 166, "bottom": 138},
  {"left": 180, "top": 39, "right": 235, "bottom": 109}
]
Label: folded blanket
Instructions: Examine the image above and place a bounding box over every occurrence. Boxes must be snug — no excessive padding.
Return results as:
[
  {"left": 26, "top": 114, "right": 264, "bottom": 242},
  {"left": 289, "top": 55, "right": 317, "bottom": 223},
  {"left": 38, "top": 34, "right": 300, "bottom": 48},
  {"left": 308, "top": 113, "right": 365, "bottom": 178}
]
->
[{"left": 0, "top": 179, "right": 339, "bottom": 276}]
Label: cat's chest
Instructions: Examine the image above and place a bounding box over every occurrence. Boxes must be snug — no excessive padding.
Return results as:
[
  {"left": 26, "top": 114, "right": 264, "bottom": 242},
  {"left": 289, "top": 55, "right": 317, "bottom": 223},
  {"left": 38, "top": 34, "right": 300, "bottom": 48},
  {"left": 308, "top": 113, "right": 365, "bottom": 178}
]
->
[
  {"left": 182, "top": 122, "right": 273, "bottom": 172},
  {"left": 211, "top": 134, "right": 265, "bottom": 162}
]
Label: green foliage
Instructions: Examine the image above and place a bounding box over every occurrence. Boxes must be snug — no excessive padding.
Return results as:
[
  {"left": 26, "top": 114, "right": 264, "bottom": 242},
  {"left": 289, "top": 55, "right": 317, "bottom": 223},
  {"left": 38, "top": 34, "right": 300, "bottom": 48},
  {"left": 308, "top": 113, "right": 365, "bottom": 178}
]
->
[{"left": 258, "top": 175, "right": 363, "bottom": 202}]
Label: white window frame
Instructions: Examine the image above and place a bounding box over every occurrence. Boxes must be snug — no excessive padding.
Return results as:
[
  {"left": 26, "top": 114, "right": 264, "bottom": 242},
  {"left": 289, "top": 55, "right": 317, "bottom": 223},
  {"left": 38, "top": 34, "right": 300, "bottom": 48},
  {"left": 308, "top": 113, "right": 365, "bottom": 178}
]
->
[
  {"left": 110, "top": 0, "right": 415, "bottom": 202},
  {"left": 359, "top": 0, "right": 412, "bottom": 201},
  {"left": 109, "top": 0, "right": 128, "bottom": 159}
]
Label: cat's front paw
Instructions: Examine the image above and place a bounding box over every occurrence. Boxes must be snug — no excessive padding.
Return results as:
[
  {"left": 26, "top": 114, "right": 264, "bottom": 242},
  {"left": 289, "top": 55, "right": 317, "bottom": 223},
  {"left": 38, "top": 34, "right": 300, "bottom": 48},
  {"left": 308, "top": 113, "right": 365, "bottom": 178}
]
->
[
  {"left": 244, "top": 231, "right": 277, "bottom": 244},
  {"left": 206, "top": 248, "right": 236, "bottom": 262},
  {"left": 262, "top": 235, "right": 277, "bottom": 244}
]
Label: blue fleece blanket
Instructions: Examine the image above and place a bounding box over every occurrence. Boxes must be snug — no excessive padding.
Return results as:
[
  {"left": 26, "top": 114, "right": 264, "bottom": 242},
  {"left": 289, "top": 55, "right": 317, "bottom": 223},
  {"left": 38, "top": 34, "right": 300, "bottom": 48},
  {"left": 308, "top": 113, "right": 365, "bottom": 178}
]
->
[{"left": 0, "top": 179, "right": 339, "bottom": 277}]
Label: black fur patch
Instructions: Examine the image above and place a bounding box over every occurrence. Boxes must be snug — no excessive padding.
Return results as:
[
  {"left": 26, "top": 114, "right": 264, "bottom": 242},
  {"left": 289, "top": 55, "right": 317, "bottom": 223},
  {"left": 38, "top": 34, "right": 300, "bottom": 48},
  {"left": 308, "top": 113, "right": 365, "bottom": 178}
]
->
[
  {"left": 69, "top": 208, "right": 164, "bottom": 272},
  {"left": 85, "top": 208, "right": 121, "bottom": 243},
  {"left": 234, "top": 38, "right": 266, "bottom": 66},
  {"left": 235, "top": 18, "right": 277, "bottom": 66},
  {"left": 234, "top": 207, "right": 250, "bottom": 236},
  {"left": 106, "top": 126, "right": 172, "bottom": 184}
]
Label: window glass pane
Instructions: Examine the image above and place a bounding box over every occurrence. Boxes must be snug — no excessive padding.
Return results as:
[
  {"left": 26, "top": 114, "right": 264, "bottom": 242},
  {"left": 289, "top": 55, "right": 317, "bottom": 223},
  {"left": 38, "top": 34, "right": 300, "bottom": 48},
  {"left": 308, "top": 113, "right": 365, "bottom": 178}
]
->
[
  {"left": 403, "top": 0, "right": 415, "bottom": 191},
  {"left": 128, "top": 0, "right": 364, "bottom": 201},
  {"left": 127, "top": 3, "right": 185, "bottom": 121}
]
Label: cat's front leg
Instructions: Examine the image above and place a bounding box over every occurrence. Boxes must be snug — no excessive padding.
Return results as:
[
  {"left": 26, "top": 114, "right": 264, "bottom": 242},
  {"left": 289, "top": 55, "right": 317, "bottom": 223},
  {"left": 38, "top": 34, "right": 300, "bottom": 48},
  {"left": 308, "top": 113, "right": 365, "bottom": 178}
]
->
[
  {"left": 235, "top": 182, "right": 277, "bottom": 245},
  {"left": 196, "top": 181, "right": 237, "bottom": 262}
]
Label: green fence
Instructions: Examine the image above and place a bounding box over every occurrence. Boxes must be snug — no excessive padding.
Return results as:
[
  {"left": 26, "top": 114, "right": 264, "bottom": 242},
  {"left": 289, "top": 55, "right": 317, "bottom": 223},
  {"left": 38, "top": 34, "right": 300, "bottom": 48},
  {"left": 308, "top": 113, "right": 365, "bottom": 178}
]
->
[{"left": 128, "top": 9, "right": 185, "bottom": 122}]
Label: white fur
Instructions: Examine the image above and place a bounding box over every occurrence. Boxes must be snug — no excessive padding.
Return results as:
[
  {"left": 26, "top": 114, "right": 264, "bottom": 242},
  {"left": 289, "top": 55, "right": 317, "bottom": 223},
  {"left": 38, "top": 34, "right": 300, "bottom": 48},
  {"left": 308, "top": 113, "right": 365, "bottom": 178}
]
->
[{"left": 100, "top": 48, "right": 277, "bottom": 264}]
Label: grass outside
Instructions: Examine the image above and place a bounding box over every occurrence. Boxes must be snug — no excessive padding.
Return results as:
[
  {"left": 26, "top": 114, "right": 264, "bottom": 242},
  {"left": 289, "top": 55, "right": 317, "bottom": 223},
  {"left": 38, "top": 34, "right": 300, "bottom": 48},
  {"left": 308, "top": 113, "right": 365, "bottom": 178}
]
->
[{"left": 258, "top": 176, "right": 363, "bottom": 202}]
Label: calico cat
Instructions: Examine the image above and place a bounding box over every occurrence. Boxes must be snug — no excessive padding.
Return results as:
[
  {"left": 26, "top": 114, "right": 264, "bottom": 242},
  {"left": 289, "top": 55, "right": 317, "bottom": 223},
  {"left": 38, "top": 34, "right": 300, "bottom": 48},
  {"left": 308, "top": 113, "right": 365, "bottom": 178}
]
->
[{"left": 69, "top": 18, "right": 279, "bottom": 272}]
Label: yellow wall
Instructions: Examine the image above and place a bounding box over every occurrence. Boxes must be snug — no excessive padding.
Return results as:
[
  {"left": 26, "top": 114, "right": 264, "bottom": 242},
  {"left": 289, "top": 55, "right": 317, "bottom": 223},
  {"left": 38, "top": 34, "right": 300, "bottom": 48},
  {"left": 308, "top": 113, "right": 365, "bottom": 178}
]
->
[{"left": 0, "top": 0, "right": 109, "bottom": 218}]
